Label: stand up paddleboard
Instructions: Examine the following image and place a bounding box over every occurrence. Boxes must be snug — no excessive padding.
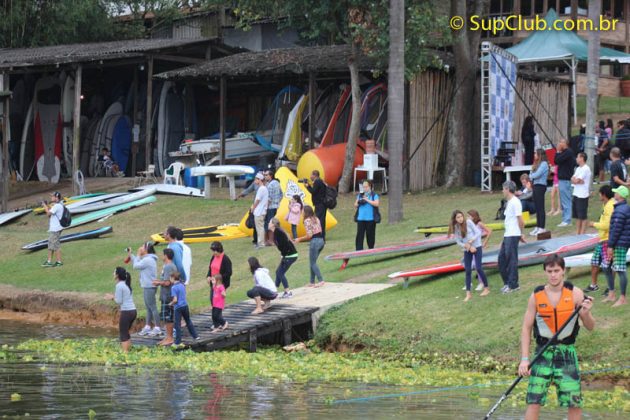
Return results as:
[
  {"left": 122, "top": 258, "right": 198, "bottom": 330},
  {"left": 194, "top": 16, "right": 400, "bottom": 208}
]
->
[
  {"left": 22, "top": 226, "right": 113, "bottom": 251},
  {"left": 389, "top": 234, "right": 599, "bottom": 288},
  {"left": 0, "top": 209, "right": 32, "bottom": 226},
  {"left": 564, "top": 250, "right": 630, "bottom": 268},
  {"left": 150, "top": 224, "right": 248, "bottom": 244},
  {"left": 69, "top": 196, "right": 156, "bottom": 229},
  {"left": 33, "top": 77, "right": 63, "bottom": 183},
  {"left": 68, "top": 188, "right": 156, "bottom": 214},
  {"left": 415, "top": 212, "right": 536, "bottom": 237},
  {"left": 131, "top": 184, "right": 204, "bottom": 198},
  {"left": 325, "top": 235, "right": 456, "bottom": 270}
]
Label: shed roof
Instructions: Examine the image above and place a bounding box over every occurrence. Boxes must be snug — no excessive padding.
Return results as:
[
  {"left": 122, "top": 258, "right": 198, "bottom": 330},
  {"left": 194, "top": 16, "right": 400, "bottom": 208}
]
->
[
  {"left": 0, "top": 38, "right": 215, "bottom": 70},
  {"left": 156, "top": 44, "right": 380, "bottom": 80}
]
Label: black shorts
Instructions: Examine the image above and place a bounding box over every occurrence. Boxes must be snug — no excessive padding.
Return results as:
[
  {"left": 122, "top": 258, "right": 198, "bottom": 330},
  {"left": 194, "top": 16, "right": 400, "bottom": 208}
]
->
[
  {"left": 160, "top": 301, "right": 174, "bottom": 323},
  {"left": 572, "top": 196, "right": 589, "bottom": 220},
  {"left": 247, "top": 286, "right": 278, "bottom": 301},
  {"left": 119, "top": 310, "right": 137, "bottom": 342}
]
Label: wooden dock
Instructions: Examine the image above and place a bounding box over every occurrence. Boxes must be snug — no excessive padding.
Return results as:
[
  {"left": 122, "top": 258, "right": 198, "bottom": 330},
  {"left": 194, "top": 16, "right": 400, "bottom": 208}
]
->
[{"left": 132, "top": 282, "right": 393, "bottom": 352}]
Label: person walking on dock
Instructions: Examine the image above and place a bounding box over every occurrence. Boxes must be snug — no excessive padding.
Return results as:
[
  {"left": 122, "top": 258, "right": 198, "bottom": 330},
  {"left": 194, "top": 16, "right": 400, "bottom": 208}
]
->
[
  {"left": 170, "top": 271, "right": 200, "bottom": 345},
  {"left": 269, "top": 218, "right": 298, "bottom": 298},
  {"left": 210, "top": 274, "right": 228, "bottom": 331},
  {"left": 153, "top": 248, "right": 177, "bottom": 346}
]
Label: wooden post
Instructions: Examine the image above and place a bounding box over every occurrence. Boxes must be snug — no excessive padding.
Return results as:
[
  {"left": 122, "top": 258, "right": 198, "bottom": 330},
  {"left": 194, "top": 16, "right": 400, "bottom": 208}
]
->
[
  {"left": 282, "top": 319, "right": 292, "bottom": 346},
  {"left": 308, "top": 72, "right": 316, "bottom": 150},
  {"left": 72, "top": 65, "right": 82, "bottom": 195},
  {"left": 131, "top": 67, "right": 139, "bottom": 176},
  {"left": 0, "top": 79, "right": 10, "bottom": 213},
  {"left": 145, "top": 57, "right": 154, "bottom": 171},
  {"left": 219, "top": 76, "right": 226, "bottom": 166},
  {"left": 248, "top": 329, "right": 257, "bottom": 352}
]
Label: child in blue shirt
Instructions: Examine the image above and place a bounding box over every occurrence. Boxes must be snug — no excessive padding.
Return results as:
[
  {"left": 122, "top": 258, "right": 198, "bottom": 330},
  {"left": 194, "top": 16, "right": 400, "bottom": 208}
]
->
[{"left": 169, "top": 271, "right": 199, "bottom": 345}]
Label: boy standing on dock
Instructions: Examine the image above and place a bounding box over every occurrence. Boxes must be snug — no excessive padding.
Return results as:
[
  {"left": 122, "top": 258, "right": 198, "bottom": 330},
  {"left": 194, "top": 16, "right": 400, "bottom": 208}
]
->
[
  {"left": 170, "top": 271, "right": 200, "bottom": 345},
  {"left": 519, "top": 254, "right": 595, "bottom": 420},
  {"left": 154, "top": 248, "right": 177, "bottom": 346}
]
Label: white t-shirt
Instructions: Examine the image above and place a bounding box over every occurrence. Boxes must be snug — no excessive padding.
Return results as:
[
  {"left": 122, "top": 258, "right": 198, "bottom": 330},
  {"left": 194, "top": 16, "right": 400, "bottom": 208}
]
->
[
  {"left": 253, "top": 185, "right": 269, "bottom": 217},
  {"left": 48, "top": 203, "right": 64, "bottom": 232},
  {"left": 178, "top": 240, "right": 192, "bottom": 285},
  {"left": 504, "top": 196, "right": 523, "bottom": 237},
  {"left": 572, "top": 165, "right": 591, "bottom": 199}
]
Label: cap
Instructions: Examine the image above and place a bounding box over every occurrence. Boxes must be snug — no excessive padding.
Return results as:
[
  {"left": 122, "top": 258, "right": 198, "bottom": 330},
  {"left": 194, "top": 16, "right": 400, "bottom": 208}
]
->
[
  {"left": 255, "top": 172, "right": 264, "bottom": 180},
  {"left": 612, "top": 185, "right": 629, "bottom": 199},
  {"left": 51, "top": 191, "right": 62, "bottom": 200}
]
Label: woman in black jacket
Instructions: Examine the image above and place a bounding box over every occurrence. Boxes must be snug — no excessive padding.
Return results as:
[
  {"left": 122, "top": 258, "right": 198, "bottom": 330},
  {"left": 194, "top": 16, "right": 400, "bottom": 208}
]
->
[
  {"left": 521, "top": 115, "right": 536, "bottom": 165},
  {"left": 206, "top": 241, "right": 233, "bottom": 302},
  {"left": 269, "top": 218, "right": 298, "bottom": 299}
]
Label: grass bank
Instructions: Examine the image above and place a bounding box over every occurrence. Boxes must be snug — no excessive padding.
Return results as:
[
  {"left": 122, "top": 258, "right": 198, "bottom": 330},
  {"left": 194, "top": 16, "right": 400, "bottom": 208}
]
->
[{"left": 1, "top": 185, "right": 628, "bottom": 371}]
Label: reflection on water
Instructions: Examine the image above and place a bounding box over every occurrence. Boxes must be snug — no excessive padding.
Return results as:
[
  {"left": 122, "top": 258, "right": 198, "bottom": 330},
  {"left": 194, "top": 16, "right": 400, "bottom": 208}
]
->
[{"left": 0, "top": 321, "right": 625, "bottom": 419}]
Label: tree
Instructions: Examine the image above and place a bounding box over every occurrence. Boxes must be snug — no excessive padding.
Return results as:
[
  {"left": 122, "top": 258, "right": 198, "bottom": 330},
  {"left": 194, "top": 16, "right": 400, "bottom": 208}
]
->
[
  {"left": 387, "top": 0, "right": 404, "bottom": 223},
  {"left": 444, "top": 0, "right": 489, "bottom": 187}
]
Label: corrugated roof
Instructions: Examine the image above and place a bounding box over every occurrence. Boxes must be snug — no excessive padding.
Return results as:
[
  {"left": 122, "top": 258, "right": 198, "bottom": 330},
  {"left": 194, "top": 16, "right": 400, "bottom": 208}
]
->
[
  {"left": 156, "top": 45, "right": 381, "bottom": 80},
  {"left": 0, "top": 38, "right": 214, "bottom": 70}
]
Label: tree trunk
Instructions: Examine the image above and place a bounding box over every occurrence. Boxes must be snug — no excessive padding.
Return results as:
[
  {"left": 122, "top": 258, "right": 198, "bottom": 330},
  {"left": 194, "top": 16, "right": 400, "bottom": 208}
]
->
[
  {"left": 445, "top": 0, "right": 488, "bottom": 187},
  {"left": 388, "top": 0, "right": 404, "bottom": 223},
  {"left": 338, "top": 42, "right": 362, "bottom": 193},
  {"left": 585, "top": 0, "right": 601, "bottom": 177}
]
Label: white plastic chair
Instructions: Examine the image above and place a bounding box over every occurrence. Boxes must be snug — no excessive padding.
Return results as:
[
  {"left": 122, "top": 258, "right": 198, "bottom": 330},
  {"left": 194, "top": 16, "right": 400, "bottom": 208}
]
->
[
  {"left": 163, "top": 162, "right": 185, "bottom": 185},
  {"left": 135, "top": 164, "right": 158, "bottom": 186}
]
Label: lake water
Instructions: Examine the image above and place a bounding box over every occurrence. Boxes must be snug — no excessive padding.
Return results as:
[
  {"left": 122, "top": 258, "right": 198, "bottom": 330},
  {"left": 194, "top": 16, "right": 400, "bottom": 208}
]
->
[{"left": 0, "top": 320, "right": 624, "bottom": 419}]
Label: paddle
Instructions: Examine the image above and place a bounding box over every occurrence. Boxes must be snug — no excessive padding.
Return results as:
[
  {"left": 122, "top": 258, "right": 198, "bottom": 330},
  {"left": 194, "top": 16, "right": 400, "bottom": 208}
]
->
[{"left": 483, "top": 296, "right": 591, "bottom": 419}]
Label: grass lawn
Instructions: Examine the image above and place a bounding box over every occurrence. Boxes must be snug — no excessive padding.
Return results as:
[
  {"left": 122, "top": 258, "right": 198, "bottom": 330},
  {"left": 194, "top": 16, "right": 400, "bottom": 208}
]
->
[
  {"left": 575, "top": 95, "right": 630, "bottom": 117},
  {"left": 2, "top": 184, "right": 628, "bottom": 367}
]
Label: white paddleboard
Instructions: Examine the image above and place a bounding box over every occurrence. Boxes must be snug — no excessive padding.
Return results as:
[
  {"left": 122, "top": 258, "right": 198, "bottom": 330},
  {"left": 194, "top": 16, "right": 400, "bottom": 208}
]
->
[
  {"left": 69, "top": 187, "right": 157, "bottom": 214},
  {"left": 565, "top": 250, "right": 630, "bottom": 268},
  {"left": 0, "top": 209, "right": 32, "bottom": 226},
  {"left": 132, "top": 183, "right": 204, "bottom": 198},
  {"left": 191, "top": 165, "right": 255, "bottom": 177}
]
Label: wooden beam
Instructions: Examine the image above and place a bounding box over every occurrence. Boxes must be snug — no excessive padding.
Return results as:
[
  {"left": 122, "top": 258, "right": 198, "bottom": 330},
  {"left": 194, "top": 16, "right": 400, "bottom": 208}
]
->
[
  {"left": 131, "top": 67, "right": 139, "bottom": 176},
  {"left": 152, "top": 54, "right": 204, "bottom": 65},
  {"left": 145, "top": 57, "right": 154, "bottom": 171},
  {"left": 72, "top": 66, "right": 82, "bottom": 195},
  {"left": 219, "top": 76, "right": 226, "bottom": 166},
  {"left": 308, "top": 72, "right": 316, "bottom": 150},
  {"left": 0, "top": 75, "right": 9, "bottom": 212}
]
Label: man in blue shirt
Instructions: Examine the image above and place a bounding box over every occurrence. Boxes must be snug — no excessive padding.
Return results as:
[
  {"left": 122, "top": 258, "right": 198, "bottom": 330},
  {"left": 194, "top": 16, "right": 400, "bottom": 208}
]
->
[{"left": 165, "top": 226, "right": 186, "bottom": 283}]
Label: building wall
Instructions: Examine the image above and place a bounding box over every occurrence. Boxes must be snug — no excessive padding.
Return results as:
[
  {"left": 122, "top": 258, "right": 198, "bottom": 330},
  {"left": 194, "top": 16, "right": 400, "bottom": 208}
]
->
[{"left": 576, "top": 73, "right": 621, "bottom": 96}]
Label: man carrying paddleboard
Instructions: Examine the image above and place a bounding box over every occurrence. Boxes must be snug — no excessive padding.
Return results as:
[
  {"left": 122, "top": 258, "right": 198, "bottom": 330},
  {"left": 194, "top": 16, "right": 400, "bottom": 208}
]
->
[{"left": 519, "top": 254, "right": 595, "bottom": 420}]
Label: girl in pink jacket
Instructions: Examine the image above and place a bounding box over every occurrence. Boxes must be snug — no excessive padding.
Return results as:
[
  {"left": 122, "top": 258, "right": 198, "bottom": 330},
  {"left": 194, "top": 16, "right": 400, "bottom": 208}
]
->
[{"left": 285, "top": 195, "right": 303, "bottom": 239}]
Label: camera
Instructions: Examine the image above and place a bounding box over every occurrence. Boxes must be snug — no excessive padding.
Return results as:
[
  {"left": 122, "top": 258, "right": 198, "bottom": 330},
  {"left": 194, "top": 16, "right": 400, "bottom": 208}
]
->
[
  {"left": 125, "top": 247, "right": 131, "bottom": 253},
  {"left": 298, "top": 178, "right": 308, "bottom": 184}
]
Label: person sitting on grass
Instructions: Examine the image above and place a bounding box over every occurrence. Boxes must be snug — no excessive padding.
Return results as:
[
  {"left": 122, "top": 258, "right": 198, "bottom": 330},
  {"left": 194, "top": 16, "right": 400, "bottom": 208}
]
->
[
  {"left": 153, "top": 248, "right": 177, "bottom": 346},
  {"left": 170, "top": 271, "right": 200, "bottom": 346},
  {"left": 246, "top": 257, "right": 278, "bottom": 314},
  {"left": 104, "top": 267, "right": 137, "bottom": 353},
  {"left": 210, "top": 274, "right": 228, "bottom": 332}
]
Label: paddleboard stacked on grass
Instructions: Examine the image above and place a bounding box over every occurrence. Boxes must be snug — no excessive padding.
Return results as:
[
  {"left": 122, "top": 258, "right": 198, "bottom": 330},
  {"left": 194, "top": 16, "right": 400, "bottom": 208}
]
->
[
  {"left": 415, "top": 212, "right": 537, "bottom": 236},
  {"left": 33, "top": 193, "right": 105, "bottom": 215},
  {"left": 325, "top": 235, "right": 457, "bottom": 270},
  {"left": 67, "top": 188, "right": 156, "bottom": 214},
  {"left": 151, "top": 225, "right": 248, "bottom": 244},
  {"left": 565, "top": 250, "right": 630, "bottom": 268},
  {"left": 131, "top": 184, "right": 204, "bottom": 197},
  {"left": 22, "top": 226, "right": 113, "bottom": 251},
  {"left": 0, "top": 209, "right": 32, "bottom": 226},
  {"left": 389, "top": 234, "right": 599, "bottom": 281},
  {"left": 69, "top": 196, "right": 156, "bottom": 229}
]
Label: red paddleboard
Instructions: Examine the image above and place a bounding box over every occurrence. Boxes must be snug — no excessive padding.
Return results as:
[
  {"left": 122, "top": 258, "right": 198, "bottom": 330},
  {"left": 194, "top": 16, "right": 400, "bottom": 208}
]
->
[
  {"left": 389, "top": 234, "right": 599, "bottom": 283},
  {"left": 326, "top": 235, "right": 456, "bottom": 270}
]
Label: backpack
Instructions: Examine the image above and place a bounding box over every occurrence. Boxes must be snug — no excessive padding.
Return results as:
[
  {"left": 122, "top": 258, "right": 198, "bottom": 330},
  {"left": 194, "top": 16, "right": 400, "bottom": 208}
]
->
[
  {"left": 495, "top": 199, "right": 506, "bottom": 221},
  {"left": 323, "top": 184, "right": 338, "bottom": 209},
  {"left": 58, "top": 205, "right": 72, "bottom": 228}
]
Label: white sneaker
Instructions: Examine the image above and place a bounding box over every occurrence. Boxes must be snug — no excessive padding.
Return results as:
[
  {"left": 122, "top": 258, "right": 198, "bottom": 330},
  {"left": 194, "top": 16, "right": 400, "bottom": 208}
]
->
[
  {"left": 138, "top": 326, "right": 151, "bottom": 336},
  {"left": 149, "top": 327, "right": 163, "bottom": 337},
  {"left": 529, "top": 227, "right": 540, "bottom": 236},
  {"left": 557, "top": 222, "right": 570, "bottom": 227},
  {"left": 462, "top": 286, "right": 467, "bottom": 291},
  {"left": 475, "top": 283, "right": 484, "bottom": 291}
]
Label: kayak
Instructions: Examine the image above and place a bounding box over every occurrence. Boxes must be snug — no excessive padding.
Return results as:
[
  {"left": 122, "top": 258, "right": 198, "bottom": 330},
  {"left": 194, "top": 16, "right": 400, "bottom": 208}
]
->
[
  {"left": 151, "top": 224, "right": 248, "bottom": 244},
  {"left": 21, "top": 226, "right": 113, "bottom": 251},
  {"left": 389, "top": 234, "right": 599, "bottom": 283},
  {"left": 325, "top": 235, "right": 456, "bottom": 270}
]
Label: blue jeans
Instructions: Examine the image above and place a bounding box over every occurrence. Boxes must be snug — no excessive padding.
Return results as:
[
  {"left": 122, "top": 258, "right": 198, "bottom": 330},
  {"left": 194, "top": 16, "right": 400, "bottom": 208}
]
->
[
  {"left": 558, "top": 180, "right": 572, "bottom": 224},
  {"left": 463, "top": 247, "right": 488, "bottom": 291},
  {"left": 291, "top": 224, "right": 298, "bottom": 239},
  {"left": 275, "top": 256, "right": 297, "bottom": 290},
  {"left": 173, "top": 305, "right": 198, "bottom": 344},
  {"left": 309, "top": 237, "right": 325, "bottom": 283},
  {"left": 498, "top": 236, "right": 520, "bottom": 289}
]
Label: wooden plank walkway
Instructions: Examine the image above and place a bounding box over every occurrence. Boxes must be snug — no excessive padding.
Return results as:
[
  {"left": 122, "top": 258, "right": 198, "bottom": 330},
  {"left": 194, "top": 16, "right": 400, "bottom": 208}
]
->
[
  {"left": 132, "top": 302, "right": 318, "bottom": 352},
  {"left": 132, "top": 282, "right": 394, "bottom": 352}
]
